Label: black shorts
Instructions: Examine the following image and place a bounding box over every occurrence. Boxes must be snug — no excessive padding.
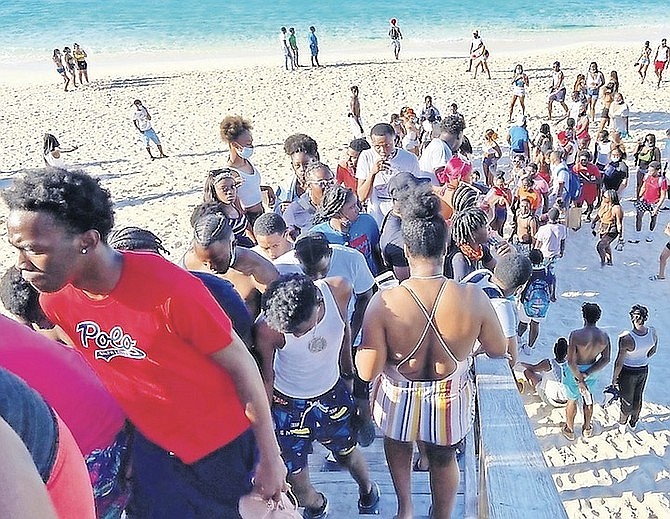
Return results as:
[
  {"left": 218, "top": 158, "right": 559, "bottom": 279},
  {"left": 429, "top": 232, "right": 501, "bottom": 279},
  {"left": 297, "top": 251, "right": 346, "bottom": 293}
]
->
[{"left": 77, "top": 60, "right": 87, "bottom": 70}]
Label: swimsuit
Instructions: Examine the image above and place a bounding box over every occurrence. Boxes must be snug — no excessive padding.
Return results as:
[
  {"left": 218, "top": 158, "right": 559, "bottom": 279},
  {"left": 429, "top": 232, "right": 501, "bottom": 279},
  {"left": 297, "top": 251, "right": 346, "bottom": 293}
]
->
[
  {"left": 562, "top": 363, "right": 598, "bottom": 401},
  {"left": 371, "top": 281, "right": 474, "bottom": 446}
]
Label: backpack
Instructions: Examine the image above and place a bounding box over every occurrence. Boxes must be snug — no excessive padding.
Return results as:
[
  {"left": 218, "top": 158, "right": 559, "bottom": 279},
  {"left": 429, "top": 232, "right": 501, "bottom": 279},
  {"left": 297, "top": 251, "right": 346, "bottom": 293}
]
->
[
  {"left": 566, "top": 169, "right": 582, "bottom": 203},
  {"left": 521, "top": 272, "right": 551, "bottom": 319}
]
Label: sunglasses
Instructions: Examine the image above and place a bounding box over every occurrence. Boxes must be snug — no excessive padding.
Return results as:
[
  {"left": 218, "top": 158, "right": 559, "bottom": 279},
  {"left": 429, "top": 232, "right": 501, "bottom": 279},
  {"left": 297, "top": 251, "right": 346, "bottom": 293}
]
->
[{"left": 308, "top": 179, "right": 335, "bottom": 188}]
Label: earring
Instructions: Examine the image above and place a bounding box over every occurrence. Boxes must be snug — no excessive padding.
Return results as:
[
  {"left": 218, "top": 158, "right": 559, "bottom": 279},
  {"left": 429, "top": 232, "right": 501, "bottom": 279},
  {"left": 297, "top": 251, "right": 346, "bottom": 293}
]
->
[{"left": 81, "top": 248, "right": 87, "bottom": 254}]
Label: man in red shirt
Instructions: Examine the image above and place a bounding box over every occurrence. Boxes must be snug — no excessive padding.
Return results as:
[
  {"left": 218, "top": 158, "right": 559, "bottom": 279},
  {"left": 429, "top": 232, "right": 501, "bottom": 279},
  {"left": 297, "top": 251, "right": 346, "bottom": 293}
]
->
[
  {"left": 4, "top": 168, "right": 287, "bottom": 518},
  {"left": 573, "top": 150, "right": 602, "bottom": 222}
]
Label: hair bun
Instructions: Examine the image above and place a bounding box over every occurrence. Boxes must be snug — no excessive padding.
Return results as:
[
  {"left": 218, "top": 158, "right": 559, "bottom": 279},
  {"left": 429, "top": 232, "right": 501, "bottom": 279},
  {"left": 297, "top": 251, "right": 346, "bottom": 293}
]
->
[{"left": 398, "top": 185, "right": 440, "bottom": 220}]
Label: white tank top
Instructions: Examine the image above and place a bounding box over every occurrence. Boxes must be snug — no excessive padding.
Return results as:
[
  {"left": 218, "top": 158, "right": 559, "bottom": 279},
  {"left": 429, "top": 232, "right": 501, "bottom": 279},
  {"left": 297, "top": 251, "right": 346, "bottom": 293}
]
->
[
  {"left": 623, "top": 327, "right": 655, "bottom": 368},
  {"left": 273, "top": 280, "right": 345, "bottom": 398},
  {"left": 595, "top": 141, "right": 611, "bottom": 165},
  {"left": 45, "top": 150, "right": 67, "bottom": 169},
  {"left": 229, "top": 162, "right": 263, "bottom": 208}
]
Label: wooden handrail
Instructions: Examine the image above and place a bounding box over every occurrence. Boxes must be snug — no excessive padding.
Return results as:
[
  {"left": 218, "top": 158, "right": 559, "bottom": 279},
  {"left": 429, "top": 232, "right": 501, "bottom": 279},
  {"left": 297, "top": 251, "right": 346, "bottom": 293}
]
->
[{"left": 473, "top": 355, "right": 568, "bottom": 518}]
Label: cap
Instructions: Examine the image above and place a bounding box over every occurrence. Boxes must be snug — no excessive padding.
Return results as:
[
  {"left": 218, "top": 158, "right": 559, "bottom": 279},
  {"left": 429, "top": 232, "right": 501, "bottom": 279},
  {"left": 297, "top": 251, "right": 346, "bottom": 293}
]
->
[
  {"left": 387, "top": 172, "right": 429, "bottom": 199},
  {"left": 133, "top": 99, "right": 142, "bottom": 106}
]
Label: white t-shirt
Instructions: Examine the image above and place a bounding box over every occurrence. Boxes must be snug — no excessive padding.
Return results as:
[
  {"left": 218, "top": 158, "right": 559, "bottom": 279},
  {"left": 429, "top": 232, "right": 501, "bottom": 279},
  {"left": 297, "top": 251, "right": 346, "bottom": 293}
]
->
[
  {"left": 657, "top": 45, "right": 669, "bottom": 62},
  {"left": 471, "top": 36, "right": 483, "bottom": 55},
  {"left": 535, "top": 223, "right": 567, "bottom": 260},
  {"left": 132, "top": 106, "right": 152, "bottom": 131},
  {"left": 419, "top": 138, "right": 452, "bottom": 173},
  {"left": 356, "top": 147, "right": 422, "bottom": 226},
  {"left": 272, "top": 245, "right": 375, "bottom": 295},
  {"left": 550, "top": 164, "right": 569, "bottom": 197},
  {"left": 463, "top": 271, "right": 517, "bottom": 338}
]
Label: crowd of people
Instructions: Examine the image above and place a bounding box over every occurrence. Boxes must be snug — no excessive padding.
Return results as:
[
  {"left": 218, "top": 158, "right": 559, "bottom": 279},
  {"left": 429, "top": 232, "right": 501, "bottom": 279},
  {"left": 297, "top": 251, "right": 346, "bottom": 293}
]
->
[{"left": 16, "top": 35, "right": 669, "bottom": 519}]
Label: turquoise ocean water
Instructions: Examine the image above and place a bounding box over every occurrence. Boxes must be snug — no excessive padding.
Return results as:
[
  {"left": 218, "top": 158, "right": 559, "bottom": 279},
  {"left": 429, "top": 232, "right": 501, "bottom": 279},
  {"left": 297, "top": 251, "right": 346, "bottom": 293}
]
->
[{"left": 1, "top": 0, "right": 669, "bottom": 63}]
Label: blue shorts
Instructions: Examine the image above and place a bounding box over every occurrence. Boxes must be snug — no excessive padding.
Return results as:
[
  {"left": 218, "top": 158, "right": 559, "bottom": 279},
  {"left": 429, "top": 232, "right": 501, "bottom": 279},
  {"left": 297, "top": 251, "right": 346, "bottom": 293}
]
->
[
  {"left": 126, "top": 428, "right": 256, "bottom": 519},
  {"left": 141, "top": 128, "right": 161, "bottom": 146},
  {"left": 586, "top": 87, "right": 600, "bottom": 99},
  {"left": 562, "top": 363, "right": 598, "bottom": 401},
  {"left": 272, "top": 379, "right": 357, "bottom": 474}
]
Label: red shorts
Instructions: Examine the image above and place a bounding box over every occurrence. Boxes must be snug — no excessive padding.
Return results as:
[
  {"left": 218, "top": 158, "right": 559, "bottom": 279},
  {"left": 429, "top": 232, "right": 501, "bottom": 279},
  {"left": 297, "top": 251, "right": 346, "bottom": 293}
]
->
[
  {"left": 655, "top": 60, "right": 667, "bottom": 73},
  {"left": 47, "top": 415, "right": 96, "bottom": 519}
]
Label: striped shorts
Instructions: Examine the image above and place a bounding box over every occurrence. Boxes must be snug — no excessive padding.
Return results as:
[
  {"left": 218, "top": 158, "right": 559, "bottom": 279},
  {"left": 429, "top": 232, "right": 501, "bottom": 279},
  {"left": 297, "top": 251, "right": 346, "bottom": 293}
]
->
[{"left": 370, "top": 371, "right": 474, "bottom": 447}]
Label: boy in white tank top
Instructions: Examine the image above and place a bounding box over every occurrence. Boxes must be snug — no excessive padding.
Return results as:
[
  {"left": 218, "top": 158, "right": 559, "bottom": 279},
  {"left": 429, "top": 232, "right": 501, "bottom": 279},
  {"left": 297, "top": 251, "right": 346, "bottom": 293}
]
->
[{"left": 254, "top": 274, "right": 380, "bottom": 517}]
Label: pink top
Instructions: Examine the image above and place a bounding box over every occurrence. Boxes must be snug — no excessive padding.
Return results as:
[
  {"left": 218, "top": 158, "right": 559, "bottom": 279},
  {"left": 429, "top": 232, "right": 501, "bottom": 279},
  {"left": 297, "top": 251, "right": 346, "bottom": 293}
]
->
[{"left": 0, "top": 315, "right": 125, "bottom": 454}]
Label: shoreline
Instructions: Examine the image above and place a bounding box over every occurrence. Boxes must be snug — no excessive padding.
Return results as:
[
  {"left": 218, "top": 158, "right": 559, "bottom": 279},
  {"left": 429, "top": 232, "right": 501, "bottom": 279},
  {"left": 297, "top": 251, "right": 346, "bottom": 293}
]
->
[{"left": 3, "top": 27, "right": 667, "bottom": 86}]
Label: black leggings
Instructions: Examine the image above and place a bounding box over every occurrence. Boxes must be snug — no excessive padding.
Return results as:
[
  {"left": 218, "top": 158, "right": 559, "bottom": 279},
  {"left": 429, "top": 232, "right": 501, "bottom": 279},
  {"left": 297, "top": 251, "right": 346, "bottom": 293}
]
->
[{"left": 618, "top": 365, "right": 648, "bottom": 424}]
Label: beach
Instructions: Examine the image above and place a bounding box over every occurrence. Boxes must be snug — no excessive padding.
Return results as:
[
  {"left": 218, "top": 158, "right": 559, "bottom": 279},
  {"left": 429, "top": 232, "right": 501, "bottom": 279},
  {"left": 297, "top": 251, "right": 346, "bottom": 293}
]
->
[{"left": 1, "top": 31, "right": 670, "bottom": 518}]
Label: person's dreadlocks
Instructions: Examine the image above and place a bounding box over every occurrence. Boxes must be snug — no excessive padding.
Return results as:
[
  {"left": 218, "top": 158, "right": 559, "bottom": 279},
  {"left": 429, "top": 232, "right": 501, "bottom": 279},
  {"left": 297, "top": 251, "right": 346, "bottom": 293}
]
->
[
  {"left": 313, "top": 185, "right": 354, "bottom": 224},
  {"left": 451, "top": 206, "right": 487, "bottom": 245},
  {"left": 107, "top": 226, "right": 170, "bottom": 255},
  {"left": 451, "top": 182, "right": 479, "bottom": 213}
]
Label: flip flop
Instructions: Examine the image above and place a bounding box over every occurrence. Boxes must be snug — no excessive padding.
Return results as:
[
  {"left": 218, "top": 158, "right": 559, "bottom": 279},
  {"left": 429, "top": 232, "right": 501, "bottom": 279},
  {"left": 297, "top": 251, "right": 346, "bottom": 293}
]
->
[
  {"left": 561, "top": 424, "right": 575, "bottom": 441},
  {"left": 413, "top": 458, "right": 429, "bottom": 472}
]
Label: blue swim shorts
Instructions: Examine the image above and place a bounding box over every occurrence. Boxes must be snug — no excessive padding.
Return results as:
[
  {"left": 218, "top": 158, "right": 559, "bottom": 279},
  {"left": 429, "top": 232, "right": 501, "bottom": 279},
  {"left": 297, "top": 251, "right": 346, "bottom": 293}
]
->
[
  {"left": 586, "top": 87, "right": 600, "bottom": 99},
  {"left": 562, "top": 363, "right": 598, "bottom": 401},
  {"left": 272, "top": 379, "right": 357, "bottom": 474},
  {"left": 141, "top": 128, "right": 161, "bottom": 146}
]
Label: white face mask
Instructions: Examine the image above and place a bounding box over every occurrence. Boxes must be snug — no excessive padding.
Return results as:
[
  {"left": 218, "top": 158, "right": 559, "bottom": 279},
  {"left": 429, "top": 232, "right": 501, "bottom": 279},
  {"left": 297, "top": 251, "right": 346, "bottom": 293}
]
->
[{"left": 237, "top": 145, "right": 254, "bottom": 159}]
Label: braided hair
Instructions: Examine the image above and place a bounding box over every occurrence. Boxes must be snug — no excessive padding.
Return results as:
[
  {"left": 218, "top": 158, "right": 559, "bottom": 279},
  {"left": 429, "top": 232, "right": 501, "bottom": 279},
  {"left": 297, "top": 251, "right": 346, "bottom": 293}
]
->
[
  {"left": 193, "top": 211, "right": 232, "bottom": 248},
  {"left": 451, "top": 182, "right": 479, "bottom": 212},
  {"left": 107, "top": 226, "right": 169, "bottom": 255},
  {"left": 451, "top": 206, "right": 487, "bottom": 246},
  {"left": 313, "top": 185, "right": 354, "bottom": 224}
]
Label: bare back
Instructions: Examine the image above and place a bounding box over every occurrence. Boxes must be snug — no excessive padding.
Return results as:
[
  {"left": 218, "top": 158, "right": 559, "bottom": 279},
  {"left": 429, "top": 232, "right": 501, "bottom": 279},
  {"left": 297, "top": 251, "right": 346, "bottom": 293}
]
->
[
  {"left": 365, "top": 279, "right": 505, "bottom": 381},
  {"left": 569, "top": 326, "right": 609, "bottom": 364}
]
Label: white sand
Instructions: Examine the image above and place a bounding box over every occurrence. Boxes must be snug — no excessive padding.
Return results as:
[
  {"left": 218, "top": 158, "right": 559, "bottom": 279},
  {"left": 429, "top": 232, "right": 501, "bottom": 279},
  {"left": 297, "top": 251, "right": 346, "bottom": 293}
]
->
[{"left": 1, "top": 35, "right": 669, "bottom": 517}]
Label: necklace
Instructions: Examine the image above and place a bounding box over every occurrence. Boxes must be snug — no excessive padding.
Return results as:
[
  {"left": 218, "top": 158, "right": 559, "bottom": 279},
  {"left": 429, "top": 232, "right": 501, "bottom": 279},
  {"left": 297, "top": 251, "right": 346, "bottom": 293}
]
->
[
  {"left": 410, "top": 274, "right": 444, "bottom": 279},
  {"left": 307, "top": 302, "right": 327, "bottom": 353}
]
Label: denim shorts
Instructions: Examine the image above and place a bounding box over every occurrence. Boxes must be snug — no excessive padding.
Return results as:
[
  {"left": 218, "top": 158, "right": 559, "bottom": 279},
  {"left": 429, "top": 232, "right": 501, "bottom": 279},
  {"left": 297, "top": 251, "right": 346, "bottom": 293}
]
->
[
  {"left": 141, "top": 128, "right": 161, "bottom": 146},
  {"left": 272, "top": 379, "right": 357, "bottom": 474},
  {"left": 126, "top": 428, "right": 256, "bottom": 519}
]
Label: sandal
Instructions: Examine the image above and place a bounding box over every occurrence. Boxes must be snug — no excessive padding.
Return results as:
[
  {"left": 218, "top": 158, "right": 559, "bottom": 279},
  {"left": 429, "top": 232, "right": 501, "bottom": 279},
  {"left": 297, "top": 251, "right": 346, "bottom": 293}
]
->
[
  {"left": 561, "top": 424, "right": 575, "bottom": 441},
  {"left": 413, "top": 457, "right": 429, "bottom": 472}
]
